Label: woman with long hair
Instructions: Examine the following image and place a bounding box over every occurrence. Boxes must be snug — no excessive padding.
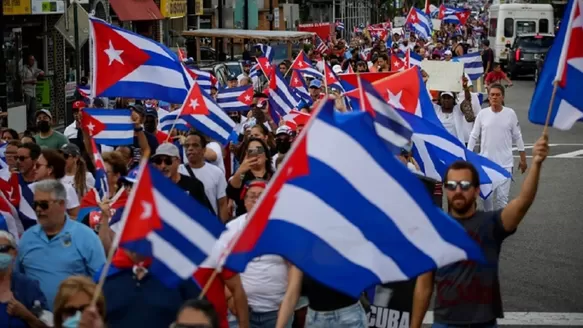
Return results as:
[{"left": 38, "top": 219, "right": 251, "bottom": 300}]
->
[
  {"left": 61, "top": 143, "right": 95, "bottom": 200},
  {"left": 226, "top": 137, "right": 273, "bottom": 217},
  {"left": 53, "top": 276, "right": 106, "bottom": 328}
]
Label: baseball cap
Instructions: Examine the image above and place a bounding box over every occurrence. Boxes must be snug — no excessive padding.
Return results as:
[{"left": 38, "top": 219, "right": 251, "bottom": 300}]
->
[
  {"left": 332, "top": 65, "right": 343, "bottom": 74},
  {"left": 72, "top": 100, "right": 86, "bottom": 109},
  {"left": 444, "top": 50, "right": 453, "bottom": 56},
  {"left": 228, "top": 73, "right": 238, "bottom": 81},
  {"left": 256, "top": 98, "right": 267, "bottom": 109},
  {"left": 129, "top": 104, "right": 145, "bottom": 115},
  {"left": 144, "top": 107, "right": 158, "bottom": 118},
  {"left": 153, "top": 142, "right": 180, "bottom": 158},
  {"left": 35, "top": 109, "right": 52, "bottom": 120},
  {"left": 276, "top": 125, "right": 292, "bottom": 136},
  {"left": 309, "top": 79, "right": 322, "bottom": 89},
  {"left": 441, "top": 91, "right": 455, "bottom": 98},
  {"left": 60, "top": 143, "right": 81, "bottom": 156},
  {"left": 120, "top": 168, "right": 139, "bottom": 184}
]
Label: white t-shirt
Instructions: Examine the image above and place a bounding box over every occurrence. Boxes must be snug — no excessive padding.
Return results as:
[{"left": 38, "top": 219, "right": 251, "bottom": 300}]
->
[
  {"left": 29, "top": 181, "right": 80, "bottom": 210},
  {"left": 178, "top": 163, "right": 227, "bottom": 215},
  {"left": 206, "top": 141, "right": 225, "bottom": 173},
  {"left": 467, "top": 106, "right": 525, "bottom": 168},
  {"left": 60, "top": 173, "right": 96, "bottom": 197},
  {"left": 225, "top": 214, "right": 289, "bottom": 313}
]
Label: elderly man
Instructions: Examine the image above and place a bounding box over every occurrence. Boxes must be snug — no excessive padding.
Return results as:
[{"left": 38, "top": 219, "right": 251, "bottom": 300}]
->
[{"left": 16, "top": 180, "right": 105, "bottom": 309}]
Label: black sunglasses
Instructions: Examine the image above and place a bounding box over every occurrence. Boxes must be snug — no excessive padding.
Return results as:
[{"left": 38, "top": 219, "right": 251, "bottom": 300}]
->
[
  {"left": 15, "top": 156, "right": 29, "bottom": 162},
  {"left": 152, "top": 156, "right": 173, "bottom": 166},
  {"left": 33, "top": 200, "right": 60, "bottom": 210},
  {"left": 444, "top": 180, "right": 473, "bottom": 191},
  {"left": 0, "top": 245, "right": 13, "bottom": 253},
  {"left": 61, "top": 304, "right": 88, "bottom": 318}
]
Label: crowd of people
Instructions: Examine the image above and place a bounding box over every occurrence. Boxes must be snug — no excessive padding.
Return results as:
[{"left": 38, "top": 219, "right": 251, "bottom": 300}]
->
[{"left": 0, "top": 8, "right": 551, "bottom": 328}]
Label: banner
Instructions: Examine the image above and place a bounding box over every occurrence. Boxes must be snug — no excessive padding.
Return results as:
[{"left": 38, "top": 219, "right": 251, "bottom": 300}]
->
[
  {"left": 160, "top": 0, "right": 187, "bottom": 18},
  {"left": 366, "top": 175, "right": 438, "bottom": 328},
  {"left": 297, "top": 22, "right": 332, "bottom": 40},
  {"left": 3, "top": 0, "right": 32, "bottom": 15}
]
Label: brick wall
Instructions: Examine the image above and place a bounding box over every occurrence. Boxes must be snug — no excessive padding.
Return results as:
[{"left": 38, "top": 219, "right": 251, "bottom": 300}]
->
[{"left": 46, "top": 15, "right": 66, "bottom": 125}]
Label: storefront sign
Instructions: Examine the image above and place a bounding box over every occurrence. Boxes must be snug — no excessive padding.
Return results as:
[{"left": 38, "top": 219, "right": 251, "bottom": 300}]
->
[
  {"left": 31, "top": 0, "right": 65, "bottom": 14},
  {"left": 160, "top": 0, "right": 187, "bottom": 18},
  {"left": 194, "top": 0, "right": 203, "bottom": 15},
  {"left": 297, "top": 22, "right": 332, "bottom": 41},
  {"left": 3, "top": 0, "right": 32, "bottom": 15},
  {"left": 36, "top": 80, "right": 51, "bottom": 108}
]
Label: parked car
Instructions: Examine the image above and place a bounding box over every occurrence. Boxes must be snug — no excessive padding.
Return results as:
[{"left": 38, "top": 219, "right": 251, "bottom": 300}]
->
[
  {"left": 506, "top": 33, "right": 554, "bottom": 79},
  {"left": 198, "top": 62, "right": 230, "bottom": 87}
]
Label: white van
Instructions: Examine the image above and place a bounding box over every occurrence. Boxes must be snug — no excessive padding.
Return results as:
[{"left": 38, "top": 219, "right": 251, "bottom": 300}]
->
[{"left": 487, "top": 3, "right": 554, "bottom": 67}]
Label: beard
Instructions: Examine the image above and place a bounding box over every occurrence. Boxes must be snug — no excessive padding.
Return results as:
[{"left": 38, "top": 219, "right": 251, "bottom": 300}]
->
[{"left": 448, "top": 196, "right": 476, "bottom": 215}]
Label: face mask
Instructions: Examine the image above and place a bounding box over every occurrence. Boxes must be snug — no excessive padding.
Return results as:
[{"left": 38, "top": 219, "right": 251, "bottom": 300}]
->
[
  {"left": 37, "top": 121, "right": 50, "bottom": 133},
  {"left": 143, "top": 121, "right": 156, "bottom": 133},
  {"left": 0, "top": 253, "right": 12, "bottom": 271},
  {"left": 276, "top": 139, "right": 291, "bottom": 154},
  {"left": 62, "top": 310, "right": 82, "bottom": 328},
  {"left": 230, "top": 115, "right": 241, "bottom": 123}
]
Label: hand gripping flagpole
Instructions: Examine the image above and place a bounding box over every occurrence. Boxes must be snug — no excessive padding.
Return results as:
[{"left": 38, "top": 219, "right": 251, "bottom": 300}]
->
[
  {"left": 90, "top": 150, "right": 150, "bottom": 306},
  {"left": 196, "top": 98, "right": 331, "bottom": 300}
]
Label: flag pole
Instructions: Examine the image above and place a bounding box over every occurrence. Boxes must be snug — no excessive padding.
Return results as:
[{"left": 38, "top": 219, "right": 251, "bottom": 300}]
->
[
  {"left": 90, "top": 150, "right": 151, "bottom": 306},
  {"left": 165, "top": 82, "right": 199, "bottom": 143},
  {"left": 542, "top": 81, "right": 559, "bottom": 135},
  {"left": 197, "top": 267, "right": 221, "bottom": 299}
]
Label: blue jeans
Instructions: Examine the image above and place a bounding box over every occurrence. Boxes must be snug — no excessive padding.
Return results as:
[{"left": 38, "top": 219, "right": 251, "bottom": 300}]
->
[
  {"left": 228, "top": 309, "right": 293, "bottom": 328},
  {"left": 305, "top": 302, "right": 367, "bottom": 328},
  {"left": 432, "top": 323, "right": 498, "bottom": 328}
]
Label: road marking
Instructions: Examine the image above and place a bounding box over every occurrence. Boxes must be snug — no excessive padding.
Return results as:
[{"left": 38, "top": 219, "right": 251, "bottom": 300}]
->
[
  {"left": 553, "top": 149, "right": 583, "bottom": 158},
  {"left": 513, "top": 155, "right": 583, "bottom": 159},
  {"left": 423, "top": 311, "right": 583, "bottom": 325}
]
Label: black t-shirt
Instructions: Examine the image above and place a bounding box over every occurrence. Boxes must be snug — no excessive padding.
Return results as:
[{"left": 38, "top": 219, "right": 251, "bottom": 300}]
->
[
  {"left": 482, "top": 48, "right": 495, "bottom": 73},
  {"left": 302, "top": 274, "right": 359, "bottom": 312},
  {"left": 176, "top": 174, "right": 215, "bottom": 215},
  {"left": 433, "top": 210, "right": 515, "bottom": 325}
]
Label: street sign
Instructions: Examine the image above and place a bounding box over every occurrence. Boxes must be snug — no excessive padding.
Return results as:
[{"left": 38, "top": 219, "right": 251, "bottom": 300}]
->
[{"left": 55, "top": 2, "right": 90, "bottom": 49}]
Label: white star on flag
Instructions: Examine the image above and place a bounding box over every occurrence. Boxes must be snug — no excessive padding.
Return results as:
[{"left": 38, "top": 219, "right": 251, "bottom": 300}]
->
[
  {"left": 189, "top": 98, "right": 199, "bottom": 109},
  {"left": 104, "top": 40, "right": 124, "bottom": 66},
  {"left": 387, "top": 90, "right": 404, "bottom": 109},
  {"left": 87, "top": 122, "right": 95, "bottom": 132}
]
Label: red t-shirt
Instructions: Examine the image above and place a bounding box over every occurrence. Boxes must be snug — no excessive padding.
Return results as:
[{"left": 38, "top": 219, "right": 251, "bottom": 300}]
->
[{"left": 485, "top": 71, "right": 507, "bottom": 84}]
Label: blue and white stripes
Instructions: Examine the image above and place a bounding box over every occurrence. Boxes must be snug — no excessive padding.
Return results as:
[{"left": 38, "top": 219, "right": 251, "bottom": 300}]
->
[{"left": 453, "top": 52, "right": 485, "bottom": 81}]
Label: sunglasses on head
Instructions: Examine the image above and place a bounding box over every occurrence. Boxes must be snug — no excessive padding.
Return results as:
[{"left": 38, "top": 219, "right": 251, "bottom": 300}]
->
[
  {"left": 444, "top": 180, "right": 473, "bottom": 191},
  {"left": 0, "top": 245, "right": 13, "bottom": 253},
  {"left": 152, "top": 156, "right": 173, "bottom": 166}
]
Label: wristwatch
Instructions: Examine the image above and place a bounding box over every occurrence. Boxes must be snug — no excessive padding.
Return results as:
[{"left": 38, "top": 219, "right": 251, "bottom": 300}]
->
[{"left": 134, "top": 127, "right": 143, "bottom": 132}]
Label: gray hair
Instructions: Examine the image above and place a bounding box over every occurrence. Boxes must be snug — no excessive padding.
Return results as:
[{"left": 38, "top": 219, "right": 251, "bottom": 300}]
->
[
  {"left": 0, "top": 231, "right": 17, "bottom": 248},
  {"left": 34, "top": 179, "right": 67, "bottom": 201}
]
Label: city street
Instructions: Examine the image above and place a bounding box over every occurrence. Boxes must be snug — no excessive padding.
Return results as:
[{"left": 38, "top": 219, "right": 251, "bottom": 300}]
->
[{"left": 424, "top": 78, "right": 583, "bottom": 327}]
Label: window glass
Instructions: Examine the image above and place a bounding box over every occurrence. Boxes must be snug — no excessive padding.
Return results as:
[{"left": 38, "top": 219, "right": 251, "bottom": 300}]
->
[
  {"left": 516, "top": 36, "right": 555, "bottom": 48},
  {"left": 539, "top": 19, "right": 549, "bottom": 33},
  {"left": 504, "top": 18, "right": 514, "bottom": 38},
  {"left": 489, "top": 18, "right": 497, "bottom": 37},
  {"left": 516, "top": 21, "right": 536, "bottom": 34}
]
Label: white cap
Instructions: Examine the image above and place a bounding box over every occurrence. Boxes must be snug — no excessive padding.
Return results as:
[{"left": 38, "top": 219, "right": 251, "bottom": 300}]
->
[
  {"left": 444, "top": 50, "right": 453, "bottom": 56},
  {"left": 441, "top": 91, "right": 454, "bottom": 98},
  {"left": 332, "top": 65, "right": 343, "bottom": 74}
]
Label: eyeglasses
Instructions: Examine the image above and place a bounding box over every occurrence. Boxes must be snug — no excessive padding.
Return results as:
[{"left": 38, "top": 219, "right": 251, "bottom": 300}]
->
[
  {"left": 0, "top": 245, "right": 14, "bottom": 253},
  {"left": 152, "top": 156, "right": 173, "bottom": 166},
  {"left": 33, "top": 200, "right": 61, "bottom": 210},
  {"left": 61, "top": 304, "right": 88, "bottom": 318},
  {"left": 444, "top": 180, "right": 473, "bottom": 191},
  {"left": 15, "top": 156, "right": 30, "bottom": 162}
]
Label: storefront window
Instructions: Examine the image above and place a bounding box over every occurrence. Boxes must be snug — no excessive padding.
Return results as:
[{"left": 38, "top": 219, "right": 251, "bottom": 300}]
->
[{"left": 3, "top": 29, "right": 23, "bottom": 106}]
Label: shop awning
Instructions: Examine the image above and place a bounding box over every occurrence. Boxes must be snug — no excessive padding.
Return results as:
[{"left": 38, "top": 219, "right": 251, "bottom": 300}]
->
[{"left": 109, "top": 0, "right": 163, "bottom": 21}]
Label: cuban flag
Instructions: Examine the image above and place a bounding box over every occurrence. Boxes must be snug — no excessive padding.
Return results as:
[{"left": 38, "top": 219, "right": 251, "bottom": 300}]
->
[
  {"left": 0, "top": 194, "right": 22, "bottom": 241},
  {"left": 78, "top": 187, "right": 128, "bottom": 225},
  {"left": 289, "top": 70, "right": 312, "bottom": 105},
  {"left": 335, "top": 20, "right": 345, "bottom": 31},
  {"left": 529, "top": 0, "right": 583, "bottom": 130},
  {"left": 290, "top": 51, "right": 323, "bottom": 78},
  {"left": 0, "top": 173, "right": 36, "bottom": 230},
  {"left": 223, "top": 99, "right": 484, "bottom": 297},
  {"left": 323, "top": 63, "right": 344, "bottom": 92},
  {"left": 0, "top": 155, "right": 9, "bottom": 182},
  {"left": 452, "top": 52, "right": 485, "bottom": 81},
  {"left": 158, "top": 109, "right": 190, "bottom": 132},
  {"left": 438, "top": 5, "right": 470, "bottom": 25},
  {"left": 117, "top": 160, "right": 225, "bottom": 287},
  {"left": 408, "top": 49, "right": 423, "bottom": 68},
  {"left": 255, "top": 43, "right": 274, "bottom": 62},
  {"left": 186, "top": 66, "right": 218, "bottom": 94},
  {"left": 81, "top": 109, "right": 134, "bottom": 146},
  {"left": 216, "top": 86, "right": 255, "bottom": 112},
  {"left": 89, "top": 17, "right": 193, "bottom": 104},
  {"left": 267, "top": 67, "right": 300, "bottom": 124},
  {"left": 91, "top": 138, "right": 109, "bottom": 200},
  {"left": 180, "top": 81, "right": 236, "bottom": 145},
  {"left": 77, "top": 85, "right": 91, "bottom": 98},
  {"left": 406, "top": 8, "right": 432, "bottom": 40},
  {"left": 401, "top": 110, "right": 511, "bottom": 199}
]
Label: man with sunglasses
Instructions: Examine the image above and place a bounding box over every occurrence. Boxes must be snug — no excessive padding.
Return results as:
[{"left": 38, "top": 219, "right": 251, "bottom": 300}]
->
[
  {"left": 16, "top": 142, "right": 41, "bottom": 184},
  {"left": 16, "top": 179, "right": 106, "bottom": 310},
  {"left": 411, "top": 135, "right": 549, "bottom": 328},
  {"left": 151, "top": 143, "right": 214, "bottom": 213}
]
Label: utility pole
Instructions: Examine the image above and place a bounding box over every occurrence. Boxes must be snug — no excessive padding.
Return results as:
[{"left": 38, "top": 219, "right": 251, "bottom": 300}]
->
[
  {"left": 0, "top": 1, "right": 7, "bottom": 116},
  {"left": 73, "top": 0, "right": 81, "bottom": 84},
  {"left": 218, "top": 0, "right": 225, "bottom": 61}
]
